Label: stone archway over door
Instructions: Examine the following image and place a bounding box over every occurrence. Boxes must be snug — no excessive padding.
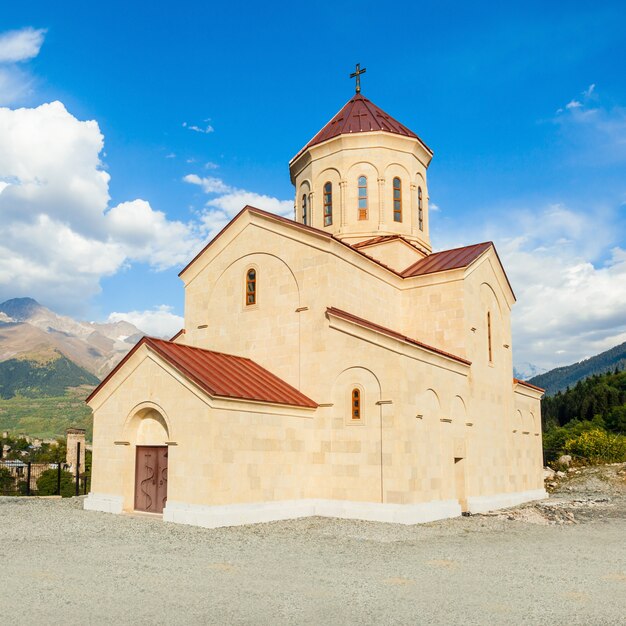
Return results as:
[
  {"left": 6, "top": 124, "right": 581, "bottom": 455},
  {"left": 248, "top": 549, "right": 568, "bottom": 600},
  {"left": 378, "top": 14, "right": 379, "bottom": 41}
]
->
[{"left": 135, "top": 446, "right": 168, "bottom": 513}]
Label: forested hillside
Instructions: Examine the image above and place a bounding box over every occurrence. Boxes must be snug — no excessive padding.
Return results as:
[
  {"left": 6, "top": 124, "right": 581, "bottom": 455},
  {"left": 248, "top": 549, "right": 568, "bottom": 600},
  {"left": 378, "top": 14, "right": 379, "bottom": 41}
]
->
[
  {"left": 542, "top": 369, "right": 626, "bottom": 433},
  {"left": 0, "top": 351, "right": 99, "bottom": 399},
  {"left": 529, "top": 341, "right": 626, "bottom": 395}
]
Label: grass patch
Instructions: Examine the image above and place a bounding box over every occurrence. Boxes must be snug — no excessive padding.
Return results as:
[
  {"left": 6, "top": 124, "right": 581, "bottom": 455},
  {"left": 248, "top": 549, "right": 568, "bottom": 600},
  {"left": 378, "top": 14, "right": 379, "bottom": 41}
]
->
[{"left": 0, "top": 385, "right": 94, "bottom": 440}]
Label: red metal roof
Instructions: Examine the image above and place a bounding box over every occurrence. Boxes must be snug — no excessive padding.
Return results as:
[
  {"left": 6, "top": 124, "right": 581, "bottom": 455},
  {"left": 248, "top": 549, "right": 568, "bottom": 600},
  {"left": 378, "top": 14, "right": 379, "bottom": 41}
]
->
[
  {"left": 401, "top": 242, "right": 493, "bottom": 278},
  {"left": 327, "top": 307, "right": 471, "bottom": 366},
  {"left": 294, "top": 93, "right": 431, "bottom": 159},
  {"left": 87, "top": 336, "right": 317, "bottom": 408},
  {"left": 353, "top": 235, "right": 405, "bottom": 248},
  {"left": 513, "top": 378, "right": 545, "bottom": 393},
  {"left": 169, "top": 328, "right": 185, "bottom": 341}
]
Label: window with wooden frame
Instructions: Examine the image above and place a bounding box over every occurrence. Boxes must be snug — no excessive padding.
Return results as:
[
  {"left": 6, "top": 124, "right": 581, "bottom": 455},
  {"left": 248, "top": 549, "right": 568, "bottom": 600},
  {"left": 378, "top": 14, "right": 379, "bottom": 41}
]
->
[
  {"left": 393, "top": 177, "right": 402, "bottom": 222},
  {"left": 357, "top": 176, "right": 368, "bottom": 220},
  {"left": 323, "top": 182, "right": 333, "bottom": 226},
  {"left": 351, "top": 388, "right": 361, "bottom": 420},
  {"left": 302, "top": 194, "right": 308, "bottom": 225},
  {"left": 418, "top": 186, "right": 423, "bottom": 231},
  {"left": 246, "top": 268, "right": 257, "bottom": 306},
  {"left": 487, "top": 311, "right": 493, "bottom": 362}
]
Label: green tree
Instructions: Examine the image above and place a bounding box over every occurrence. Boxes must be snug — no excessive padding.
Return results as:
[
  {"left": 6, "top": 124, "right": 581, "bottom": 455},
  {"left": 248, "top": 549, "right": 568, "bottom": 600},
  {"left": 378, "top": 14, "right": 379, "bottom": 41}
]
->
[
  {"left": 36, "top": 468, "right": 75, "bottom": 497},
  {"left": 606, "top": 405, "right": 626, "bottom": 434},
  {"left": 0, "top": 466, "right": 15, "bottom": 493}
]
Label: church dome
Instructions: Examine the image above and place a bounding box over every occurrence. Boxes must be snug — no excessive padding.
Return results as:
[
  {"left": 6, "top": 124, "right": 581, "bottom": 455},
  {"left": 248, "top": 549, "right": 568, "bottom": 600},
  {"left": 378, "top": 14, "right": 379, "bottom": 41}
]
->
[
  {"left": 289, "top": 90, "right": 433, "bottom": 253},
  {"left": 293, "top": 93, "right": 432, "bottom": 160}
]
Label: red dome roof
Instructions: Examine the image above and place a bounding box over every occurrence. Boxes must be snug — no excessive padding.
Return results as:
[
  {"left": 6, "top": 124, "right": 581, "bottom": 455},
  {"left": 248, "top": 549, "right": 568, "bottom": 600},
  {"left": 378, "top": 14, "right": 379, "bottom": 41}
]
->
[{"left": 293, "top": 93, "right": 431, "bottom": 160}]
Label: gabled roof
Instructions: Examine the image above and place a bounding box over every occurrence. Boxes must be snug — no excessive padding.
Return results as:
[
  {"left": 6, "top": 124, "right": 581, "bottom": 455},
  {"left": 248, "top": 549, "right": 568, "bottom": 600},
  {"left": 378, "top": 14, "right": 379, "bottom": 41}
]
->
[
  {"left": 513, "top": 378, "right": 545, "bottom": 393},
  {"left": 179, "top": 206, "right": 511, "bottom": 296},
  {"left": 353, "top": 235, "right": 411, "bottom": 249},
  {"left": 178, "top": 205, "right": 403, "bottom": 279},
  {"left": 86, "top": 336, "right": 317, "bottom": 408},
  {"left": 293, "top": 93, "right": 431, "bottom": 160},
  {"left": 400, "top": 242, "right": 493, "bottom": 278},
  {"left": 327, "top": 307, "right": 471, "bottom": 366},
  {"left": 353, "top": 234, "right": 430, "bottom": 257}
]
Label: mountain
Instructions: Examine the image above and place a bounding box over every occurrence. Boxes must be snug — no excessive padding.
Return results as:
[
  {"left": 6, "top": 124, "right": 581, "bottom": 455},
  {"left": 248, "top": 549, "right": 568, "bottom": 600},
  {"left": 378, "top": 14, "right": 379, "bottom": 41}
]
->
[
  {"left": 529, "top": 341, "right": 626, "bottom": 396},
  {"left": 513, "top": 362, "right": 547, "bottom": 381},
  {"left": 0, "top": 297, "right": 144, "bottom": 379},
  {"left": 0, "top": 350, "right": 99, "bottom": 399}
]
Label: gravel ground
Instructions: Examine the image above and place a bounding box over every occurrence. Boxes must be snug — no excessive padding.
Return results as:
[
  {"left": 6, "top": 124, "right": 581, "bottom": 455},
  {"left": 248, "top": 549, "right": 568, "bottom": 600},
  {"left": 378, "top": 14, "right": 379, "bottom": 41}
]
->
[{"left": 1, "top": 465, "right": 625, "bottom": 625}]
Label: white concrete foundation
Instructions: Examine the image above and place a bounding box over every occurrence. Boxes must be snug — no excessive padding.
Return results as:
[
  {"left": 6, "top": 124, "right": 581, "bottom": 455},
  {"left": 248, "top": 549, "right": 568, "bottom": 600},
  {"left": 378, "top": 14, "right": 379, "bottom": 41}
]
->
[
  {"left": 467, "top": 488, "right": 548, "bottom": 514},
  {"left": 162, "top": 498, "right": 462, "bottom": 528},
  {"left": 84, "top": 489, "right": 548, "bottom": 528},
  {"left": 83, "top": 492, "right": 124, "bottom": 514}
]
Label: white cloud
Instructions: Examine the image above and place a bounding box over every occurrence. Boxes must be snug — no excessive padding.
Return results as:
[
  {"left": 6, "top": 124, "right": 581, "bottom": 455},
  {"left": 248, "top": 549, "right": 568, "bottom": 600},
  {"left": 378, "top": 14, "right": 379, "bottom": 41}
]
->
[
  {"left": 0, "top": 101, "right": 204, "bottom": 313},
  {"left": 207, "top": 190, "right": 293, "bottom": 217},
  {"left": 183, "top": 173, "right": 293, "bottom": 240},
  {"left": 183, "top": 174, "right": 232, "bottom": 194},
  {"left": 182, "top": 121, "right": 214, "bottom": 134},
  {"left": 0, "top": 27, "right": 46, "bottom": 106},
  {"left": 555, "top": 85, "right": 626, "bottom": 163},
  {"left": 106, "top": 199, "right": 203, "bottom": 270},
  {"left": 107, "top": 305, "right": 183, "bottom": 338},
  {"left": 204, "top": 161, "right": 219, "bottom": 170},
  {"left": 438, "top": 202, "right": 626, "bottom": 371},
  {"left": 583, "top": 84, "right": 596, "bottom": 98},
  {"left": 0, "top": 65, "right": 35, "bottom": 105},
  {"left": 0, "top": 27, "right": 46, "bottom": 63}
]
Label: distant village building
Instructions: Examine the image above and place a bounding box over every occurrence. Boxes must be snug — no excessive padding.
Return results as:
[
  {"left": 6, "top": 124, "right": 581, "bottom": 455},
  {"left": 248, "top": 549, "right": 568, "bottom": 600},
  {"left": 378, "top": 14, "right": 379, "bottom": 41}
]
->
[
  {"left": 85, "top": 81, "right": 545, "bottom": 527},
  {"left": 66, "top": 428, "right": 86, "bottom": 473}
]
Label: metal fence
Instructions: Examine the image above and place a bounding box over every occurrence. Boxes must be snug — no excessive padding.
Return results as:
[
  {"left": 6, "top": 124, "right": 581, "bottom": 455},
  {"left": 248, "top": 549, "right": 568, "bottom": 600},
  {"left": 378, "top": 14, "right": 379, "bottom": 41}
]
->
[{"left": 0, "top": 453, "right": 89, "bottom": 497}]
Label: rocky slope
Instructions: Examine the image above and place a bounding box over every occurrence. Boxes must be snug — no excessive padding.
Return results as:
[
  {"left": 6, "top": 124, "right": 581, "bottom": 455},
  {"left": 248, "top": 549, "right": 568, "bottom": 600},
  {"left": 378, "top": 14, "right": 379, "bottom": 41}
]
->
[{"left": 0, "top": 298, "right": 144, "bottom": 379}]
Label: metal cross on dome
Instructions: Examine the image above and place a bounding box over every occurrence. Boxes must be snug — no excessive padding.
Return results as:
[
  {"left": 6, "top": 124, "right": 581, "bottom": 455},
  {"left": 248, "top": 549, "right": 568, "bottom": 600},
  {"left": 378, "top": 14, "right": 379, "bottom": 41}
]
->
[{"left": 350, "top": 63, "right": 366, "bottom": 94}]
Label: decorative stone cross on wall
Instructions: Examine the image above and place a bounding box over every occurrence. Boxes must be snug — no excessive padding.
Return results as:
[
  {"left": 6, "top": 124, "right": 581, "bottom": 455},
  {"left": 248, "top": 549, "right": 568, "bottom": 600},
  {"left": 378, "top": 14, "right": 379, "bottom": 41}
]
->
[{"left": 350, "top": 63, "right": 366, "bottom": 93}]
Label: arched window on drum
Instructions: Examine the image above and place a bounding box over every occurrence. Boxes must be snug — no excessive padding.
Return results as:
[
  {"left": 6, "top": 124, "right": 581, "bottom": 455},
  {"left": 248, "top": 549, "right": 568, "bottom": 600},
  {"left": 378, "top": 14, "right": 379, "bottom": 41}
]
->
[
  {"left": 358, "top": 176, "right": 368, "bottom": 220},
  {"left": 323, "top": 182, "right": 333, "bottom": 226},
  {"left": 393, "top": 177, "right": 402, "bottom": 222},
  {"left": 418, "top": 186, "right": 423, "bottom": 231},
  {"left": 302, "top": 194, "right": 308, "bottom": 225}
]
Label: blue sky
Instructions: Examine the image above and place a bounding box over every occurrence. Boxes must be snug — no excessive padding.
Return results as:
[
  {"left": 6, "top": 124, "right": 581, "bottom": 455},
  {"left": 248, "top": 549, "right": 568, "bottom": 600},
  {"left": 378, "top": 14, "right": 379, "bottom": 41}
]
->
[{"left": 0, "top": 1, "right": 625, "bottom": 371}]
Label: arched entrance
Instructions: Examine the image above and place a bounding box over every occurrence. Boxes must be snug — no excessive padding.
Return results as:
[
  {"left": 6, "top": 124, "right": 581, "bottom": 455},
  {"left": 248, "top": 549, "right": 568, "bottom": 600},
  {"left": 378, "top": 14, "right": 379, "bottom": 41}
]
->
[{"left": 123, "top": 405, "right": 171, "bottom": 514}]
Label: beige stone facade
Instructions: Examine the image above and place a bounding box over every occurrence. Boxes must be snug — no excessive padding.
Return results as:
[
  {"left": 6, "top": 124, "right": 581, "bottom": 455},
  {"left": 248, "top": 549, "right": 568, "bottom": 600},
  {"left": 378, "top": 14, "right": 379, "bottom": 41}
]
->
[{"left": 85, "top": 92, "right": 545, "bottom": 527}]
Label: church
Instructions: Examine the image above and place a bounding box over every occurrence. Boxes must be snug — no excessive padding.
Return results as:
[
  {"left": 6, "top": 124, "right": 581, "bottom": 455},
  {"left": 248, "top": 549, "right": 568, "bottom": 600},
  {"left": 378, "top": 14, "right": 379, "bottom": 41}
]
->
[{"left": 85, "top": 73, "right": 546, "bottom": 527}]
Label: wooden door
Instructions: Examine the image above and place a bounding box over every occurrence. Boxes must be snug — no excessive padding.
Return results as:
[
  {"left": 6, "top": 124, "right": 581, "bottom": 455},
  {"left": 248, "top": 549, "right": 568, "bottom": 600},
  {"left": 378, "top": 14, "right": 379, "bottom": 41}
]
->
[{"left": 134, "top": 446, "right": 168, "bottom": 513}]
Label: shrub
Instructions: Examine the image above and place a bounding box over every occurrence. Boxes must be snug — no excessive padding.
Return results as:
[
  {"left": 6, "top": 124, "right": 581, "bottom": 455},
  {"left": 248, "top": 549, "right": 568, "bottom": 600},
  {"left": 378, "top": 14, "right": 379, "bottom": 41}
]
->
[
  {"left": 543, "top": 418, "right": 604, "bottom": 462},
  {"left": 0, "top": 466, "right": 15, "bottom": 493},
  {"left": 36, "top": 468, "right": 75, "bottom": 497},
  {"left": 563, "top": 429, "right": 626, "bottom": 464}
]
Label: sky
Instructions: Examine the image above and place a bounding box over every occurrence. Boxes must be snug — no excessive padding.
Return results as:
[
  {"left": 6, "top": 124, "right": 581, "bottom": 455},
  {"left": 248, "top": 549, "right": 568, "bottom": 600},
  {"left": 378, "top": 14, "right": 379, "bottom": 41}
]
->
[{"left": 0, "top": 1, "right": 625, "bottom": 372}]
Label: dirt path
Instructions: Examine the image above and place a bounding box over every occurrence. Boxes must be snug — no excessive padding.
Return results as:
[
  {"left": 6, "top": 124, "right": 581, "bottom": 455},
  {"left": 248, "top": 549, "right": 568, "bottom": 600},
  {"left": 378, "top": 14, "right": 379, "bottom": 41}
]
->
[{"left": 1, "top": 465, "right": 625, "bottom": 625}]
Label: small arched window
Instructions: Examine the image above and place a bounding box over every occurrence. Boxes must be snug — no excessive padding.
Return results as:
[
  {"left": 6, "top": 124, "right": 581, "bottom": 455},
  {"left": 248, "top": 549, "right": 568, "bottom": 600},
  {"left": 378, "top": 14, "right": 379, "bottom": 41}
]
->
[
  {"left": 393, "top": 177, "right": 402, "bottom": 222},
  {"left": 323, "top": 182, "right": 333, "bottom": 226},
  {"left": 358, "top": 176, "right": 368, "bottom": 220},
  {"left": 487, "top": 311, "right": 493, "bottom": 362},
  {"left": 418, "top": 187, "right": 423, "bottom": 231},
  {"left": 351, "top": 388, "right": 361, "bottom": 420},
  {"left": 302, "top": 194, "right": 308, "bottom": 225},
  {"left": 246, "top": 268, "right": 257, "bottom": 306}
]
